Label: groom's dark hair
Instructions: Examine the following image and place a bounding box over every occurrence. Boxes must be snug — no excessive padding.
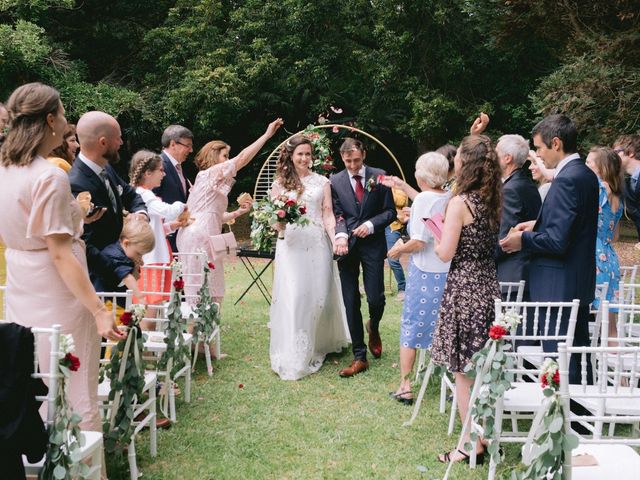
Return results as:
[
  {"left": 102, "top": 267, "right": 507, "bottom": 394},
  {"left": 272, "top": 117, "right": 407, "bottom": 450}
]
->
[{"left": 340, "top": 137, "right": 366, "bottom": 153}]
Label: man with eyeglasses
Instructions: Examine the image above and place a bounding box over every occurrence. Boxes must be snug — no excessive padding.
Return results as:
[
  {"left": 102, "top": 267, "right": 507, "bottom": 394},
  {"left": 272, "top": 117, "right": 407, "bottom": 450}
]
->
[
  {"left": 613, "top": 135, "right": 640, "bottom": 245},
  {"left": 154, "top": 125, "right": 194, "bottom": 250}
]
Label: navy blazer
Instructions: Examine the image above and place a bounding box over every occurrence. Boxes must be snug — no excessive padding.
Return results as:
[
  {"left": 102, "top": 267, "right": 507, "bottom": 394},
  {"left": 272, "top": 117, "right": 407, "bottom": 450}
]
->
[
  {"left": 69, "top": 159, "right": 147, "bottom": 286},
  {"left": 496, "top": 168, "right": 542, "bottom": 285},
  {"left": 152, "top": 153, "right": 188, "bottom": 204},
  {"left": 522, "top": 158, "right": 599, "bottom": 305},
  {"left": 330, "top": 166, "right": 396, "bottom": 261}
]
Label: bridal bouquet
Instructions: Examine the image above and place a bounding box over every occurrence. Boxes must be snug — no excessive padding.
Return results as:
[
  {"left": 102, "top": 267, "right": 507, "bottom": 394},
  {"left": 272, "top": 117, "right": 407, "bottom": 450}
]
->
[{"left": 250, "top": 195, "right": 309, "bottom": 251}]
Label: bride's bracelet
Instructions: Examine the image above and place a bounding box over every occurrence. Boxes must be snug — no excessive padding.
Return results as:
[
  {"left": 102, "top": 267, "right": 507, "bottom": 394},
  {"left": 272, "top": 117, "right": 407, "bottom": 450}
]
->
[{"left": 92, "top": 303, "right": 107, "bottom": 317}]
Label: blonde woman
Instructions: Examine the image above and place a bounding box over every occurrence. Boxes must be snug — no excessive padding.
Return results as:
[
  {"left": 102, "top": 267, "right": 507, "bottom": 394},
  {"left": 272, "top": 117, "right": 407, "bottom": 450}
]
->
[{"left": 385, "top": 152, "right": 452, "bottom": 404}]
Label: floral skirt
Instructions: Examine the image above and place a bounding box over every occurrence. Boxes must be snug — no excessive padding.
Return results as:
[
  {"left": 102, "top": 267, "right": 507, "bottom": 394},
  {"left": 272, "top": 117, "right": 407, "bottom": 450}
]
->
[{"left": 399, "top": 260, "right": 447, "bottom": 350}]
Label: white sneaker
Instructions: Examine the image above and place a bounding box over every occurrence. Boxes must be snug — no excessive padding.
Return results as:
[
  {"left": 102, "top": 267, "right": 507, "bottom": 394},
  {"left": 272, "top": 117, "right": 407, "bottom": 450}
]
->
[{"left": 396, "top": 291, "right": 405, "bottom": 302}]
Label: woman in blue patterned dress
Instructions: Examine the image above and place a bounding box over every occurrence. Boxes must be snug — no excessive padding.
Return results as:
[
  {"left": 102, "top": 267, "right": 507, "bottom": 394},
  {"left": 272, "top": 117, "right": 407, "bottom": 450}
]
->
[
  {"left": 385, "top": 152, "right": 451, "bottom": 404},
  {"left": 586, "top": 146, "right": 623, "bottom": 338}
]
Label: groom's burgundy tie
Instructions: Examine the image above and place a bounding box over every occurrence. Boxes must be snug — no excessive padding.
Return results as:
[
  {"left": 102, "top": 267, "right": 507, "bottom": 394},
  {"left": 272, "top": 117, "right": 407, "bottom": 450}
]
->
[{"left": 353, "top": 175, "right": 365, "bottom": 203}]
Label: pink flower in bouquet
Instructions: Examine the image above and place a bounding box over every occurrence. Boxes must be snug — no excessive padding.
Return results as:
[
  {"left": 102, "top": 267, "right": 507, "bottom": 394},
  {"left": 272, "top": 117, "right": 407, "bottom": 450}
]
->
[
  {"left": 64, "top": 353, "right": 81, "bottom": 372},
  {"left": 276, "top": 209, "right": 286, "bottom": 219},
  {"left": 321, "top": 162, "right": 334, "bottom": 171},
  {"left": 299, "top": 206, "right": 307, "bottom": 215},
  {"left": 120, "top": 311, "right": 133, "bottom": 327},
  {"left": 489, "top": 324, "right": 507, "bottom": 340},
  {"left": 173, "top": 278, "right": 185, "bottom": 290},
  {"left": 207, "top": 261, "right": 215, "bottom": 270}
]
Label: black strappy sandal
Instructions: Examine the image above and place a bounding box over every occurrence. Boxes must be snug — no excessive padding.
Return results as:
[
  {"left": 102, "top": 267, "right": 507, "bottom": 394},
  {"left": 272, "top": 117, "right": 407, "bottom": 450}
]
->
[
  {"left": 437, "top": 448, "right": 485, "bottom": 465},
  {"left": 388, "top": 390, "right": 414, "bottom": 405}
]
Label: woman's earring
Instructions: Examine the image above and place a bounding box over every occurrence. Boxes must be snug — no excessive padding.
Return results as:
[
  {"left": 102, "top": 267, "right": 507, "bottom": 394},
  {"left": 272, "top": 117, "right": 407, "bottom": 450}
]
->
[{"left": 52, "top": 130, "right": 56, "bottom": 137}]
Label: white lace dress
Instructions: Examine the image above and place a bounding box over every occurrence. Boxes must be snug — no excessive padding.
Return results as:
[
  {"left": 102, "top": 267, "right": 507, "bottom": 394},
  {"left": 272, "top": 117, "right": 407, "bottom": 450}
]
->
[{"left": 269, "top": 173, "right": 351, "bottom": 380}]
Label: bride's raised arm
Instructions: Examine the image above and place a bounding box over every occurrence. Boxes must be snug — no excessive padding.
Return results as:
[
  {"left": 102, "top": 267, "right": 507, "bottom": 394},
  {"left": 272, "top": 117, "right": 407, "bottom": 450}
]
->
[{"left": 321, "top": 182, "right": 336, "bottom": 241}]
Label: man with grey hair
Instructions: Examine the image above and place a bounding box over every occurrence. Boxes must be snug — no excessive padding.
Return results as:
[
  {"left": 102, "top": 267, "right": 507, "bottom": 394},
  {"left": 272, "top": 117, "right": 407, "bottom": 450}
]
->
[
  {"left": 495, "top": 134, "right": 541, "bottom": 294},
  {"left": 154, "top": 124, "right": 194, "bottom": 250}
]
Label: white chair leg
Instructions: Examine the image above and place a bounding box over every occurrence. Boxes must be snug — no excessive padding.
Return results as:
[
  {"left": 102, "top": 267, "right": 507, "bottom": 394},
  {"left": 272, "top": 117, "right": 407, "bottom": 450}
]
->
[
  {"left": 510, "top": 413, "right": 518, "bottom": 433},
  {"left": 169, "top": 379, "right": 176, "bottom": 422},
  {"left": 89, "top": 440, "right": 103, "bottom": 480},
  {"left": 487, "top": 398, "right": 504, "bottom": 480},
  {"left": 439, "top": 373, "right": 447, "bottom": 414},
  {"left": 215, "top": 329, "right": 221, "bottom": 360},
  {"left": 150, "top": 387, "right": 157, "bottom": 457},
  {"left": 185, "top": 360, "right": 192, "bottom": 403},
  {"left": 403, "top": 361, "right": 433, "bottom": 427},
  {"left": 128, "top": 438, "right": 138, "bottom": 480},
  {"left": 447, "top": 383, "right": 457, "bottom": 436},
  {"left": 204, "top": 342, "right": 213, "bottom": 376},
  {"left": 415, "top": 349, "right": 427, "bottom": 383}
]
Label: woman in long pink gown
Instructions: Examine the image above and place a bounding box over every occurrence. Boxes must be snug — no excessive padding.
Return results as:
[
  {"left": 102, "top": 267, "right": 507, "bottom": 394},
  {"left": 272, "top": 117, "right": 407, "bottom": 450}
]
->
[
  {"left": 0, "top": 83, "right": 122, "bottom": 432},
  {"left": 177, "top": 119, "right": 283, "bottom": 303}
]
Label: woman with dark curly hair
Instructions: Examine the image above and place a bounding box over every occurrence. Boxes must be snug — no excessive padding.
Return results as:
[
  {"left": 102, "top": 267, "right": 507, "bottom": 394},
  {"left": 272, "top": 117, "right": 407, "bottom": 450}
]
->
[
  {"left": 269, "top": 134, "right": 350, "bottom": 380},
  {"left": 430, "top": 134, "right": 502, "bottom": 465}
]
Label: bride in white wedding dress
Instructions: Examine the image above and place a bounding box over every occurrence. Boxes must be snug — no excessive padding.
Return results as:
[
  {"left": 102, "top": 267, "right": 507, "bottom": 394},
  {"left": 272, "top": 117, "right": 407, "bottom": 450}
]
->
[{"left": 269, "top": 135, "right": 351, "bottom": 380}]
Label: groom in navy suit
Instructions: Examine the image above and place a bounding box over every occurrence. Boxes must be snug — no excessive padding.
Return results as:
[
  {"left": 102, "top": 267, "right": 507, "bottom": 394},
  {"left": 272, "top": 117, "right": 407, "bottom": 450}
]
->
[
  {"left": 331, "top": 138, "right": 396, "bottom": 377},
  {"left": 500, "top": 114, "right": 598, "bottom": 383}
]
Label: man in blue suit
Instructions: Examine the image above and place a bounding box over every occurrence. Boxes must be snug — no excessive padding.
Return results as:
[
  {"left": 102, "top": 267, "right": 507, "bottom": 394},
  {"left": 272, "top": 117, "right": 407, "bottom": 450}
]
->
[
  {"left": 614, "top": 134, "right": 640, "bottom": 243},
  {"left": 500, "top": 115, "right": 598, "bottom": 383},
  {"left": 331, "top": 138, "right": 396, "bottom": 377},
  {"left": 154, "top": 125, "right": 193, "bottom": 251},
  {"left": 69, "top": 111, "right": 148, "bottom": 289}
]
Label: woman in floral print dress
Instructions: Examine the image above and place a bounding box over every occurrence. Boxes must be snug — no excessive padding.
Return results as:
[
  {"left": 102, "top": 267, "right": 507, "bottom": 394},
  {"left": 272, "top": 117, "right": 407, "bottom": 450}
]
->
[{"left": 430, "top": 135, "right": 502, "bottom": 465}]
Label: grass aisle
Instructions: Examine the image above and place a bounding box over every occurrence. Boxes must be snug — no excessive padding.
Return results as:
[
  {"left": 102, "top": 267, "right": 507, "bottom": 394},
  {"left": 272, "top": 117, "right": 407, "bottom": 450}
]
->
[{"left": 106, "top": 258, "right": 510, "bottom": 480}]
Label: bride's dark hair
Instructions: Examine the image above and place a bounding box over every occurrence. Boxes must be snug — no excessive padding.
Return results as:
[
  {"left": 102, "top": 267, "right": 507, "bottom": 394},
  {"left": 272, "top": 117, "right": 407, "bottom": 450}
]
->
[{"left": 275, "top": 134, "right": 312, "bottom": 194}]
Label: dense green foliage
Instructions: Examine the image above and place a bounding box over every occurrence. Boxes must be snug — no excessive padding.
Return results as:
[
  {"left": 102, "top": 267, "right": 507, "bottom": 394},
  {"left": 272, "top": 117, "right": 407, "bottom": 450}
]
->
[{"left": 1, "top": 0, "right": 639, "bottom": 179}]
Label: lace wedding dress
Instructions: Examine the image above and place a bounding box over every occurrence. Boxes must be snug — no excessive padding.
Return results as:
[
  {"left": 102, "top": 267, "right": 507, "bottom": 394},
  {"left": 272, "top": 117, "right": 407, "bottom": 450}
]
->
[{"left": 269, "top": 173, "right": 351, "bottom": 380}]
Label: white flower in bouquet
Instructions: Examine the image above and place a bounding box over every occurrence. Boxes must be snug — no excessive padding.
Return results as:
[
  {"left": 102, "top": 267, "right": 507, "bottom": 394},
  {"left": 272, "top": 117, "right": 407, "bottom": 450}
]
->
[
  {"left": 495, "top": 309, "right": 521, "bottom": 330},
  {"left": 59, "top": 334, "right": 75, "bottom": 357},
  {"left": 171, "top": 259, "right": 183, "bottom": 276},
  {"left": 131, "top": 304, "right": 146, "bottom": 320},
  {"left": 540, "top": 358, "right": 558, "bottom": 377}
]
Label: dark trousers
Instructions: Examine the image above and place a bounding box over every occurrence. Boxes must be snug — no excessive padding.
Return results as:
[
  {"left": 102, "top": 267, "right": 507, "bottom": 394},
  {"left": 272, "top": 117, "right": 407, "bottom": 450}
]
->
[{"left": 337, "top": 247, "right": 385, "bottom": 361}]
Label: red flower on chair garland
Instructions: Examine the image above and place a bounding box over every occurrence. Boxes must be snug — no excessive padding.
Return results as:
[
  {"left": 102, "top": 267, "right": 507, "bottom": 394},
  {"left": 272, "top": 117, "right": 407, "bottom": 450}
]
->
[
  {"left": 63, "top": 352, "right": 81, "bottom": 372},
  {"left": 540, "top": 359, "right": 560, "bottom": 390},
  {"left": 207, "top": 261, "right": 215, "bottom": 270},
  {"left": 489, "top": 324, "right": 508, "bottom": 340},
  {"left": 119, "top": 311, "right": 133, "bottom": 327},
  {"left": 173, "top": 278, "right": 185, "bottom": 291}
]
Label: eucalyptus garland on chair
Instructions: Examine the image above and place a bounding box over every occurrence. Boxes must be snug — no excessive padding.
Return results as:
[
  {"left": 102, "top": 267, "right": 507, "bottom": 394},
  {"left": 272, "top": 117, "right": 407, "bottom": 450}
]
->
[
  {"left": 102, "top": 304, "right": 146, "bottom": 456},
  {"left": 159, "top": 260, "right": 191, "bottom": 379},
  {"left": 191, "top": 260, "right": 220, "bottom": 371},
  {"left": 40, "top": 334, "right": 90, "bottom": 480},
  {"left": 508, "top": 359, "right": 579, "bottom": 480},
  {"left": 463, "top": 310, "right": 522, "bottom": 463}
]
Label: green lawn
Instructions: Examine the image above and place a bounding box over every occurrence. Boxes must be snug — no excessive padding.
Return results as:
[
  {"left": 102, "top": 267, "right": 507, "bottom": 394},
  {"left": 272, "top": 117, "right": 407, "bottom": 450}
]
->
[{"left": 104, "top": 259, "right": 524, "bottom": 480}]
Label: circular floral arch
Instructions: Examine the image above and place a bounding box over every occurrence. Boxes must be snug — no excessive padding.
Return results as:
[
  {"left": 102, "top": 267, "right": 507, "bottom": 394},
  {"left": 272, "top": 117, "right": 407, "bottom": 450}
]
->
[{"left": 253, "top": 124, "right": 407, "bottom": 200}]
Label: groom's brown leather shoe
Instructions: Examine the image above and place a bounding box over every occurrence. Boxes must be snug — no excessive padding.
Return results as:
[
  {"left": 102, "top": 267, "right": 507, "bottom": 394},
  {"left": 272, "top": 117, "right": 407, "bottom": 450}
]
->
[
  {"left": 366, "top": 320, "right": 382, "bottom": 358},
  {"left": 339, "top": 359, "right": 369, "bottom": 377}
]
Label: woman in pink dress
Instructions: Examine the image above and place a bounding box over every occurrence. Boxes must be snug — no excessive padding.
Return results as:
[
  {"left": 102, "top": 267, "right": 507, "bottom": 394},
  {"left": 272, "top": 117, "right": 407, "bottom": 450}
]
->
[
  {"left": 0, "top": 83, "right": 122, "bottom": 433},
  {"left": 177, "top": 119, "right": 283, "bottom": 303}
]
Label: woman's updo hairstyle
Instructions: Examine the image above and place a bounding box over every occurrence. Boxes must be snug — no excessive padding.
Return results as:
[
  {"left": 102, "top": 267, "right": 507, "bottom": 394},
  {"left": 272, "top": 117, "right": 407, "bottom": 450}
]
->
[
  {"left": 194, "top": 140, "right": 229, "bottom": 170},
  {"left": 454, "top": 134, "right": 502, "bottom": 231},
  {"left": 275, "top": 134, "right": 312, "bottom": 194},
  {"left": 129, "top": 149, "right": 163, "bottom": 186},
  {"left": 1, "top": 82, "right": 61, "bottom": 167}
]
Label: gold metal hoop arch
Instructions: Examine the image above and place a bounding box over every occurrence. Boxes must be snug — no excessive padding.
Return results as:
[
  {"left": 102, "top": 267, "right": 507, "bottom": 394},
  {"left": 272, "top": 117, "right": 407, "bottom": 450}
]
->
[{"left": 253, "top": 124, "right": 406, "bottom": 200}]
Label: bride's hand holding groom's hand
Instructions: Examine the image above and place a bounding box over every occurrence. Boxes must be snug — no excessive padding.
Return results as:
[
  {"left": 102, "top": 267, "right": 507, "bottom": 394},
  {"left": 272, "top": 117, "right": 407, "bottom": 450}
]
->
[
  {"left": 352, "top": 224, "right": 370, "bottom": 238},
  {"left": 333, "top": 237, "right": 348, "bottom": 256}
]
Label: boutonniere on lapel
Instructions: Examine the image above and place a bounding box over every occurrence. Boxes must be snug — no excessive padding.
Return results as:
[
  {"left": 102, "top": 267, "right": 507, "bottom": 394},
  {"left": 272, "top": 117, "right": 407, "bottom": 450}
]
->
[
  {"left": 365, "top": 175, "right": 387, "bottom": 193},
  {"left": 116, "top": 185, "right": 123, "bottom": 196}
]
